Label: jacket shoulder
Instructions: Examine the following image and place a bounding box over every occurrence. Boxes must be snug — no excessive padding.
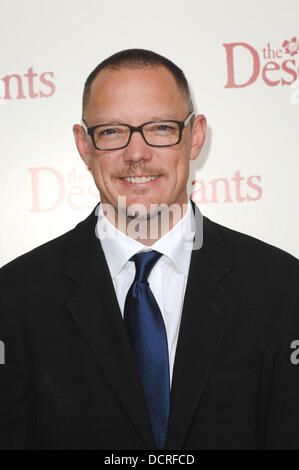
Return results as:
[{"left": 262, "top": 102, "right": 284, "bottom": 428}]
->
[
  {"left": 204, "top": 216, "right": 299, "bottom": 275},
  {"left": 0, "top": 228, "right": 73, "bottom": 282},
  {"left": 0, "top": 205, "right": 98, "bottom": 281}
]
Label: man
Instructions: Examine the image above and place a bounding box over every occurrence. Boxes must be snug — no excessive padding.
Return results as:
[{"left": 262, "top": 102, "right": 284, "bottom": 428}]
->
[{"left": 0, "top": 49, "right": 299, "bottom": 450}]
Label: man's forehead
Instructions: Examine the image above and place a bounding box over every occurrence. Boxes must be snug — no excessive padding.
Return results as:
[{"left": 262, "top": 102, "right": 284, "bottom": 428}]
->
[
  {"left": 89, "top": 66, "right": 183, "bottom": 100},
  {"left": 86, "top": 66, "right": 187, "bottom": 120}
]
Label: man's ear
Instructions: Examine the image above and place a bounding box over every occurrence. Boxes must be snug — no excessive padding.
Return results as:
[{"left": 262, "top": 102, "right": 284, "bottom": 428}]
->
[
  {"left": 190, "top": 114, "right": 207, "bottom": 161},
  {"left": 73, "top": 124, "right": 91, "bottom": 168}
]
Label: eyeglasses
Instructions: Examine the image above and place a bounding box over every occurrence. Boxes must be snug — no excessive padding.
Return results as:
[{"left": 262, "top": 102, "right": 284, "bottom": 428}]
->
[{"left": 81, "top": 111, "right": 195, "bottom": 151}]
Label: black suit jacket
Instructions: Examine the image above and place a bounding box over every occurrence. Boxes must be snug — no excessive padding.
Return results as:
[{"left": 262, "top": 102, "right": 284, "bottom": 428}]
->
[{"left": 0, "top": 200, "right": 299, "bottom": 450}]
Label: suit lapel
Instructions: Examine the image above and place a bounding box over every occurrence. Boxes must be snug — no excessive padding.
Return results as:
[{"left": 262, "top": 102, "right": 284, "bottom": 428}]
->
[
  {"left": 164, "top": 200, "right": 240, "bottom": 450},
  {"left": 63, "top": 200, "right": 241, "bottom": 450},
  {"left": 64, "top": 203, "right": 156, "bottom": 449}
]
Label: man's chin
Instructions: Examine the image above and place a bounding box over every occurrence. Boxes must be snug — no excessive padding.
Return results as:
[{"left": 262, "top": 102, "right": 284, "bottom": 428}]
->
[{"left": 125, "top": 204, "right": 162, "bottom": 221}]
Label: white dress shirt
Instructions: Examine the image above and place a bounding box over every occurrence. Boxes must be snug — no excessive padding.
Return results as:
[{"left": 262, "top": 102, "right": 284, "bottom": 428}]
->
[{"left": 96, "top": 200, "right": 195, "bottom": 388}]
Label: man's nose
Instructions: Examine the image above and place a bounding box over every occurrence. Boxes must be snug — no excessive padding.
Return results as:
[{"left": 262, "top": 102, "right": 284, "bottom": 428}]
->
[{"left": 122, "top": 129, "right": 153, "bottom": 162}]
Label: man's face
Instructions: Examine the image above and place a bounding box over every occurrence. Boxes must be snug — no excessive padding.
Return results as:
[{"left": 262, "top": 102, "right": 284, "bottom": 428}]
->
[{"left": 74, "top": 66, "right": 206, "bottom": 219}]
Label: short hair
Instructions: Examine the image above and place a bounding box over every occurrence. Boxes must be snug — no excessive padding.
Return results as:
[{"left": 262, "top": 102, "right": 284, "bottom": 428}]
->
[{"left": 82, "top": 48, "right": 194, "bottom": 119}]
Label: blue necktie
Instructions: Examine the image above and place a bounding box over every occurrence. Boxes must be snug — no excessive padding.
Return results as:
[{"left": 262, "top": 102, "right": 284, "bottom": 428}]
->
[{"left": 124, "top": 250, "right": 170, "bottom": 449}]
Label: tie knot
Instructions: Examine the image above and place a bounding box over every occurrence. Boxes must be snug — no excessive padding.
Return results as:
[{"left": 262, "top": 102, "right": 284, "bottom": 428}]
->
[{"left": 130, "top": 250, "right": 163, "bottom": 283}]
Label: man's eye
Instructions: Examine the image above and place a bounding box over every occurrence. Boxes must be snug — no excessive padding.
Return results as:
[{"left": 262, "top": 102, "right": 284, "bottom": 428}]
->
[
  {"left": 103, "top": 128, "right": 117, "bottom": 135},
  {"left": 96, "top": 127, "right": 123, "bottom": 139},
  {"left": 149, "top": 124, "right": 176, "bottom": 134}
]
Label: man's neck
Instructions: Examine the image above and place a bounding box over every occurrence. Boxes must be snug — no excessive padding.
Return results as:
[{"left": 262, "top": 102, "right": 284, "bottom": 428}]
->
[{"left": 103, "top": 199, "right": 190, "bottom": 246}]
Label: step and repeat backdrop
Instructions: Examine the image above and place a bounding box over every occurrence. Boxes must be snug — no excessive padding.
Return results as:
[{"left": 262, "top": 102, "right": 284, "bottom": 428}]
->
[{"left": 1, "top": 0, "right": 298, "bottom": 266}]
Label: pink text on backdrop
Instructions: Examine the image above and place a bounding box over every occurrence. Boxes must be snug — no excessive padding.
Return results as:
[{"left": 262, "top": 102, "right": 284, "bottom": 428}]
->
[
  {"left": 223, "top": 38, "right": 299, "bottom": 87},
  {"left": 0, "top": 67, "right": 55, "bottom": 99},
  {"left": 27, "top": 167, "right": 263, "bottom": 212}
]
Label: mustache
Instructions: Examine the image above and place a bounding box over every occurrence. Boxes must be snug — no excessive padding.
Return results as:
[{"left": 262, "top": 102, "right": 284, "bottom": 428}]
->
[{"left": 117, "top": 167, "right": 163, "bottom": 178}]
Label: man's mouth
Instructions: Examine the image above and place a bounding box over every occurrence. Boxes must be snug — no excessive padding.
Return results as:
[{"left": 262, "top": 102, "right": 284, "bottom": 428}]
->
[{"left": 119, "top": 175, "right": 161, "bottom": 184}]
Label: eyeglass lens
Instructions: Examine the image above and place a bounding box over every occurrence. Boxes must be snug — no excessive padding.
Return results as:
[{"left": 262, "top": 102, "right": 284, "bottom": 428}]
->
[{"left": 93, "top": 121, "right": 180, "bottom": 149}]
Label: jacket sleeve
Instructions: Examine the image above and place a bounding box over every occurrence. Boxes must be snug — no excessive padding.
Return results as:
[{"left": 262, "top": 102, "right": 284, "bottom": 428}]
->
[
  {"left": 263, "top": 280, "right": 299, "bottom": 449},
  {"left": 0, "top": 271, "right": 37, "bottom": 450}
]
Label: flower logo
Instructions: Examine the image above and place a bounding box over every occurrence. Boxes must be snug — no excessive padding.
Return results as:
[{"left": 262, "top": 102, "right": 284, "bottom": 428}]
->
[{"left": 282, "top": 36, "right": 299, "bottom": 56}]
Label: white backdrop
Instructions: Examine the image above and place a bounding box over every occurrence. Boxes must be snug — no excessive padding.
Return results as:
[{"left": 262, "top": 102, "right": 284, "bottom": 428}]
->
[{"left": 1, "top": 0, "right": 299, "bottom": 267}]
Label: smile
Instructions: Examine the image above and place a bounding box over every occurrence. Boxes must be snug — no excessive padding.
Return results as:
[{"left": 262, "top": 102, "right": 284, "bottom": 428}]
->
[{"left": 119, "top": 175, "right": 161, "bottom": 184}]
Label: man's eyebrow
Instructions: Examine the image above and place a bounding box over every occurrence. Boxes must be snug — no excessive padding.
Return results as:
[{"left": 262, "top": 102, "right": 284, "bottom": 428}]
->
[
  {"left": 147, "top": 116, "right": 178, "bottom": 121},
  {"left": 93, "top": 115, "right": 179, "bottom": 124}
]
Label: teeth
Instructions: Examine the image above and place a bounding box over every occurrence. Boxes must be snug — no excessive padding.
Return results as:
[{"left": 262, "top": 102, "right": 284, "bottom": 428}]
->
[{"left": 121, "top": 175, "right": 160, "bottom": 183}]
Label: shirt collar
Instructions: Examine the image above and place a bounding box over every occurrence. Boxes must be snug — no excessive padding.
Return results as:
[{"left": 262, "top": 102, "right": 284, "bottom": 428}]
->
[{"left": 96, "top": 199, "right": 195, "bottom": 279}]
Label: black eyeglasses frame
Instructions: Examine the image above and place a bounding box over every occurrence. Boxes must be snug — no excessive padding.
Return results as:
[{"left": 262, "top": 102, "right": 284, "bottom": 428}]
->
[{"left": 80, "top": 111, "right": 195, "bottom": 151}]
